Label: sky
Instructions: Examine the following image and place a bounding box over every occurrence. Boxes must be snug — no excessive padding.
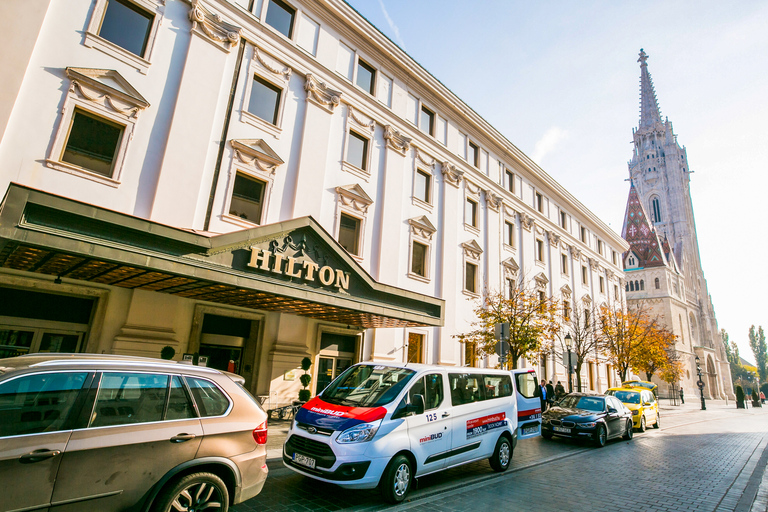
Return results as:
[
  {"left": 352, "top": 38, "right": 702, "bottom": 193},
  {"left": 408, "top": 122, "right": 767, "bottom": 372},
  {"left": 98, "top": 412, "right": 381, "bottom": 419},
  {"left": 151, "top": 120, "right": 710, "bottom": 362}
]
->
[{"left": 345, "top": 0, "right": 768, "bottom": 360}]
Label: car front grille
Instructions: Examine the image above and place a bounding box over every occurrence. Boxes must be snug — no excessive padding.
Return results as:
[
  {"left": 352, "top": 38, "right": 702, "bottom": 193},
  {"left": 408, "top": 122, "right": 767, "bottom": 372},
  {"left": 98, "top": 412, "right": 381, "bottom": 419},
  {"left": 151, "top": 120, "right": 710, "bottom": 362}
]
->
[
  {"left": 296, "top": 422, "right": 334, "bottom": 436},
  {"left": 285, "top": 434, "right": 336, "bottom": 469}
]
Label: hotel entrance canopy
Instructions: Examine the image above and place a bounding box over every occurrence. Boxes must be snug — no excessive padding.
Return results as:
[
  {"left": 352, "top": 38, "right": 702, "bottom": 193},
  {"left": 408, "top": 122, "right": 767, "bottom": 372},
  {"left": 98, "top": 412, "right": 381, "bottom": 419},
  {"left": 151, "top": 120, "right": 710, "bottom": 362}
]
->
[{"left": 0, "top": 184, "right": 444, "bottom": 328}]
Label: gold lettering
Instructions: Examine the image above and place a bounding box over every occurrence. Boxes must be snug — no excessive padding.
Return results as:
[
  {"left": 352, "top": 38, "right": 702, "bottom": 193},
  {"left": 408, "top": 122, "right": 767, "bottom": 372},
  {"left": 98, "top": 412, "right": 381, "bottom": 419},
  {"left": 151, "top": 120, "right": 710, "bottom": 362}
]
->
[
  {"left": 249, "top": 248, "right": 270, "bottom": 270},
  {"left": 335, "top": 269, "right": 350, "bottom": 290},
  {"left": 271, "top": 252, "right": 284, "bottom": 274},
  {"left": 285, "top": 257, "right": 303, "bottom": 278},
  {"left": 302, "top": 261, "right": 319, "bottom": 281},
  {"left": 319, "top": 266, "right": 334, "bottom": 286}
]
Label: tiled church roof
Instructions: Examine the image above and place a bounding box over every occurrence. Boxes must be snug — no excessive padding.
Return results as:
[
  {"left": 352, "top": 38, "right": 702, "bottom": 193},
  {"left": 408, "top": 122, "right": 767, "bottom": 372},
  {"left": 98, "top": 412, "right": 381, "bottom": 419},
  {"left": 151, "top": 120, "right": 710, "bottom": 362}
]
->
[{"left": 621, "top": 183, "right": 667, "bottom": 268}]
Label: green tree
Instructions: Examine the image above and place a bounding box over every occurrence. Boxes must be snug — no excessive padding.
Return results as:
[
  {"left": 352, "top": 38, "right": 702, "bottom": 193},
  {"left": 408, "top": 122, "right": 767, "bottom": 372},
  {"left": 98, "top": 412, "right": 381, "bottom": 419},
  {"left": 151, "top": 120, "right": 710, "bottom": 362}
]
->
[{"left": 748, "top": 325, "right": 767, "bottom": 384}]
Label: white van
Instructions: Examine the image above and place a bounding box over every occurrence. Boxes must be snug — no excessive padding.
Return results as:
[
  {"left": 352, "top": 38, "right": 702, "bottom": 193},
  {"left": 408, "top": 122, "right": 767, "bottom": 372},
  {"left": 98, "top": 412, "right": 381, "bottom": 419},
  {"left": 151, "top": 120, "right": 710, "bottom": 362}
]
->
[{"left": 283, "top": 362, "right": 541, "bottom": 503}]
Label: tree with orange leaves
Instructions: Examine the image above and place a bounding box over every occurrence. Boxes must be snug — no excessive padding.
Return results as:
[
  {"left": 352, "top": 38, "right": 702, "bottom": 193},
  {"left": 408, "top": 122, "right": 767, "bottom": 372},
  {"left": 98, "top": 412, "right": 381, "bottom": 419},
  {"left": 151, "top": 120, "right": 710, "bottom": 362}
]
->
[
  {"left": 599, "top": 302, "right": 657, "bottom": 382},
  {"left": 632, "top": 322, "right": 679, "bottom": 382},
  {"left": 455, "top": 284, "right": 560, "bottom": 369}
]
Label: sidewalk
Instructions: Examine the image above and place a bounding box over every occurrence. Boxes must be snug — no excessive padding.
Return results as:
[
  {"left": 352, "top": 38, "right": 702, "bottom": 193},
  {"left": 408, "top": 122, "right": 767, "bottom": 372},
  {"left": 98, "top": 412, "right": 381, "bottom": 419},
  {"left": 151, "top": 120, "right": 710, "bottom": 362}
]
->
[
  {"left": 266, "top": 418, "right": 292, "bottom": 462},
  {"left": 658, "top": 398, "right": 762, "bottom": 415}
]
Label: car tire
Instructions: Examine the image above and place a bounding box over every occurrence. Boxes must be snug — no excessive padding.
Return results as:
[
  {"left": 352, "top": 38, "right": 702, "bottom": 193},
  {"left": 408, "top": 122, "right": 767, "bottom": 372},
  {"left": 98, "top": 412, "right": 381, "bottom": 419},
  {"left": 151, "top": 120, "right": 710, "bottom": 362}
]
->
[
  {"left": 153, "top": 472, "right": 229, "bottom": 512},
  {"left": 653, "top": 413, "right": 660, "bottom": 429},
  {"left": 594, "top": 424, "right": 607, "bottom": 448},
  {"left": 639, "top": 416, "right": 646, "bottom": 432},
  {"left": 542, "top": 431, "right": 553, "bottom": 440},
  {"left": 623, "top": 419, "right": 633, "bottom": 440},
  {"left": 489, "top": 435, "right": 512, "bottom": 472},
  {"left": 380, "top": 454, "right": 413, "bottom": 504}
]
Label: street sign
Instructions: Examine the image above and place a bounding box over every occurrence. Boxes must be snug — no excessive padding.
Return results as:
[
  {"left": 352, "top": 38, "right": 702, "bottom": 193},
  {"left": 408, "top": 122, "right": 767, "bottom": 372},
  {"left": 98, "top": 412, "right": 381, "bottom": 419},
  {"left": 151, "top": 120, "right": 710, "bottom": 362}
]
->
[
  {"left": 494, "top": 322, "right": 510, "bottom": 341},
  {"left": 697, "top": 380, "right": 705, "bottom": 390},
  {"left": 495, "top": 340, "right": 510, "bottom": 357},
  {"left": 562, "top": 351, "right": 577, "bottom": 370}
]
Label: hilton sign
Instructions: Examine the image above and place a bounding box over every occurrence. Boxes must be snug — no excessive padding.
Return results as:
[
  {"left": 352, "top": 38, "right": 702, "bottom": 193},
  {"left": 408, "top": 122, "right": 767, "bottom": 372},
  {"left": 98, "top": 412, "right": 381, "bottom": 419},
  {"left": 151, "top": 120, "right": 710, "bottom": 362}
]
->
[{"left": 247, "top": 247, "right": 350, "bottom": 291}]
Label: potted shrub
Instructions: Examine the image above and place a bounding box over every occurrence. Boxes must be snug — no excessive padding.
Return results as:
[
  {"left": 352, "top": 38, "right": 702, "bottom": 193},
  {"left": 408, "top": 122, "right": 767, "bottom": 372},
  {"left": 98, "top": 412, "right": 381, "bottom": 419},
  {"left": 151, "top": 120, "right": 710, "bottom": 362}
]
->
[
  {"left": 736, "top": 385, "right": 745, "bottom": 409},
  {"left": 160, "top": 346, "right": 176, "bottom": 360},
  {"left": 298, "top": 357, "right": 312, "bottom": 403}
]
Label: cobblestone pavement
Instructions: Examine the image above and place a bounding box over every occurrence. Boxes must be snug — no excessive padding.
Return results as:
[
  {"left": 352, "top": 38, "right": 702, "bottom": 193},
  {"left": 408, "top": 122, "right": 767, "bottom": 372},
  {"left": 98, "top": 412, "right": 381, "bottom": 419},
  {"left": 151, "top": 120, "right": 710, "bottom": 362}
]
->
[{"left": 233, "top": 401, "right": 768, "bottom": 512}]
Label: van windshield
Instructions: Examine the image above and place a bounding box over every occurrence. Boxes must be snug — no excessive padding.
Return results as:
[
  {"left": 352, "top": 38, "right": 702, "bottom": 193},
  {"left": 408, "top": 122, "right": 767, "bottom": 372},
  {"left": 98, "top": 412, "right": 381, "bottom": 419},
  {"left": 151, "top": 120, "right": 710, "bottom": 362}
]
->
[{"left": 321, "top": 364, "right": 415, "bottom": 408}]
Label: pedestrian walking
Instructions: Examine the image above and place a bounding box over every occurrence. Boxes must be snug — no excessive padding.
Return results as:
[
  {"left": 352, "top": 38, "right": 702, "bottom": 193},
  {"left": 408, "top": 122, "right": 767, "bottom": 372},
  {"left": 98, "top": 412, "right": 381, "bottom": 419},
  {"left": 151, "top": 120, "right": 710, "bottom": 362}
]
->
[
  {"left": 539, "top": 380, "right": 547, "bottom": 412},
  {"left": 555, "top": 380, "right": 565, "bottom": 399},
  {"left": 546, "top": 380, "right": 555, "bottom": 407},
  {"left": 761, "top": 391, "right": 765, "bottom": 405},
  {"left": 679, "top": 386, "right": 684, "bottom": 404}
]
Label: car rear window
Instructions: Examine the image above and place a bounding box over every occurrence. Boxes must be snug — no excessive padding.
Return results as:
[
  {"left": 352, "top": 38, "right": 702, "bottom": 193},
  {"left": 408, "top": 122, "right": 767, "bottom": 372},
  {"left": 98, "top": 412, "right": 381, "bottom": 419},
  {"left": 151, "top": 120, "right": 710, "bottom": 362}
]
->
[{"left": 186, "top": 377, "right": 230, "bottom": 417}]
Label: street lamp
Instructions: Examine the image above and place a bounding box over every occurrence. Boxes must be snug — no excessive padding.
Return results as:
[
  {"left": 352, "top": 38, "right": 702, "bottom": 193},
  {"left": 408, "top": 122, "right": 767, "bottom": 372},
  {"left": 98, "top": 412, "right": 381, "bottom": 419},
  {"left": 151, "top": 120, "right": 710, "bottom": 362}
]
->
[
  {"left": 695, "top": 354, "right": 706, "bottom": 411},
  {"left": 565, "top": 333, "right": 573, "bottom": 394}
]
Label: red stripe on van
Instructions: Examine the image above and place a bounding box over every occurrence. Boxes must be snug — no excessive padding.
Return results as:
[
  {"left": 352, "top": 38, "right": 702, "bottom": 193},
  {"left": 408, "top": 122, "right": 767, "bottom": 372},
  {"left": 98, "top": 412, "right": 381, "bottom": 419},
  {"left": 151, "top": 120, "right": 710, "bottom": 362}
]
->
[
  {"left": 518, "top": 407, "right": 541, "bottom": 419},
  {"left": 303, "top": 396, "right": 387, "bottom": 422}
]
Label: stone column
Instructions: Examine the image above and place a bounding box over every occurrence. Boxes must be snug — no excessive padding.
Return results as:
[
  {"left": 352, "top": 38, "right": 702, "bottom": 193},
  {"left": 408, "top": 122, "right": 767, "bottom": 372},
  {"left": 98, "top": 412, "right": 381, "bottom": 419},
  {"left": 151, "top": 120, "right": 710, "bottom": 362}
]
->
[{"left": 437, "top": 161, "right": 463, "bottom": 365}]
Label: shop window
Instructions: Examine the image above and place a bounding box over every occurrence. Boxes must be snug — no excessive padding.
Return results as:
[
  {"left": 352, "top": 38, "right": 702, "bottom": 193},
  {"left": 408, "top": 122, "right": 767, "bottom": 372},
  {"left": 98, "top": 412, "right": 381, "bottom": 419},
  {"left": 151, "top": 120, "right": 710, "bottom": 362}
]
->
[
  {"left": 229, "top": 173, "right": 266, "bottom": 224},
  {"left": 62, "top": 109, "right": 125, "bottom": 178},
  {"left": 338, "top": 213, "right": 361, "bottom": 255},
  {"left": 265, "top": 0, "right": 295, "bottom": 38},
  {"left": 248, "top": 75, "right": 282, "bottom": 125}
]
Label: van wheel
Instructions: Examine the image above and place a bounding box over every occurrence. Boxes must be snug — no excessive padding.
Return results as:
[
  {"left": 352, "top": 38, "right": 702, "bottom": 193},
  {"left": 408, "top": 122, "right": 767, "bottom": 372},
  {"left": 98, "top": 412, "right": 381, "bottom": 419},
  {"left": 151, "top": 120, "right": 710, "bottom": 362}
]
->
[
  {"left": 380, "top": 455, "right": 412, "bottom": 504},
  {"left": 489, "top": 435, "right": 512, "bottom": 472},
  {"left": 153, "top": 472, "right": 228, "bottom": 512}
]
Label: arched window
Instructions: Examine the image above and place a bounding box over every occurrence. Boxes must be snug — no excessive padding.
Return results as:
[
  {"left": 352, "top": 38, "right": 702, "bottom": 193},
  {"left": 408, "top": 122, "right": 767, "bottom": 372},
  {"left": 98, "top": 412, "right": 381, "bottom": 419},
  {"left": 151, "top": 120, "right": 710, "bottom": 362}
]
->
[
  {"left": 651, "top": 197, "right": 662, "bottom": 223},
  {"left": 635, "top": 280, "right": 639, "bottom": 291},
  {"left": 629, "top": 281, "right": 634, "bottom": 291},
  {"left": 625, "top": 283, "right": 629, "bottom": 292},
  {"left": 654, "top": 277, "right": 660, "bottom": 289},
  {"left": 640, "top": 280, "right": 644, "bottom": 290}
]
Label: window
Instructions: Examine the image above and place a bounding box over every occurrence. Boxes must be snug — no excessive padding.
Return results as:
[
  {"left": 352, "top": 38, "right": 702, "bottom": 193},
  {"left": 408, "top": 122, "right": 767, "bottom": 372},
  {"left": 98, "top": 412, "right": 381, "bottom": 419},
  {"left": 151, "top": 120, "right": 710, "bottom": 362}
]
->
[
  {"left": 504, "top": 221, "right": 514, "bottom": 247},
  {"left": 612, "top": 250, "right": 617, "bottom": 265},
  {"left": 98, "top": 0, "right": 153, "bottom": 57},
  {"left": 560, "top": 210, "right": 567, "bottom": 229},
  {"left": 0, "top": 372, "right": 88, "bottom": 437},
  {"left": 614, "top": 284, "right": 619, "bottom": 298},
  {"left": 187, "top": 377, "right": 230, "bottom": 417},
  {"left": 229, "top": 173, "right": 266, "bottom": 223},
  {"left": 563, "top": 300, "right": 571, "bottom": 321},
  {"left": 535, "top": 192, "right": 544, "bottom": 213},
  {"left": 465, "top": 198, "right": 478, "bottom": 227},
  {"left": 414, "top": 169, "right": 431, "bottom": 204},
  {"left": 538, "top": 291, "right": 546, "bottom": 312},
  {"left": 655, "top": 277, "right": 660, "bottom": 289},
  {"left": 600, "top": 276, "right": 605, "bottom": 293},
  {"left": 505, "top": 169, "right": 515, "bottom": 193},
  {"left": 296, "top": 14, "right": 320, "bottom": 55},
  {"left": 580, "top": 226, "right": 587, "bottom": 243},
  {"left": 377, "top": 74, "right": 393, "bottom": 107},
  {"left": 651, "top": 197, "right": 662, "bottom": 223},
  {"left": 265, "top": 0, "right": 295, "bottom": 38},
  {"left": 356, "top": 59, "right": 376, "bottom": 95},
  {"left": 582, "top": 265, "right": 588, "bottom": 285},
  {"left": 346, "top": 131, "right": 368, "bottom": 170},
  {"left": 597, "top": 240, "right": 603, "bottom": 255},
  {"left": 408, "top": 374, "right": 443, "bottom": 410},
  {"left": 420, "top": 105, "right": 435, "bottom": 136},
  {"left": 515, "top": 372, "right": 538, "bottom": 399},
  {"left": 61, "top": 109, "right": 124, "bottom": 177},
  {"left": 536, "top": 239, "right": 544, "bottom": 262},
  {"left": 407, "top": 332, "right": 424, "bottom": 364},
  {"left": 507, "top": 278, "right": 516, "bottom": 298},
  {"left": 90, "top": 373, "right": 170, "bottom": 427},
  {"left": 465, "top": 342, "right": 478, "bottom": 368},
  {"left": 338, "top": 213, "right": 361, "bottom": 255},
  {"left": 640, "top": 280, "right": 645, "bottom": 291},
  {"left": 561, "top": 253, "right": 568, "bottom": 275},
  {"left": 248, "top": 75, "right": 282, "bottom": 125},
  {"left": 465, "top": 262, "right": 477, "bottom": 293},
  {"left": 469, "top": 141, "right": 479, "bottom": 168},
  {"left": 411, "top": 241, "right": 428, "bottom": 277}
]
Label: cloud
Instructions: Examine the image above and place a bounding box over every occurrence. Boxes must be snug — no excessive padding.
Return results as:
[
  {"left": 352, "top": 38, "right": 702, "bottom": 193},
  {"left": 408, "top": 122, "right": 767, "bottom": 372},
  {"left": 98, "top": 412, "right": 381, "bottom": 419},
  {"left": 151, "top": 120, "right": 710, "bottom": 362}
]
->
[
  {"left": 531, "top": 127, "right": 568, "bottom": 164},
  {"left": 377, "top": 0, "right": 407, "bottom": 50}
]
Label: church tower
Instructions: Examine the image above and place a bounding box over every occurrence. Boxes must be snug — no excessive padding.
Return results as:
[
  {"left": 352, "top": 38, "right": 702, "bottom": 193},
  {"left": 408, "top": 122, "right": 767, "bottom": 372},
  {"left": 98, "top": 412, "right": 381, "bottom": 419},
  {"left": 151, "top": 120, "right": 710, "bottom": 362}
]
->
[{"left": 622, "top": 49, "right": 733, "bottom": 399}]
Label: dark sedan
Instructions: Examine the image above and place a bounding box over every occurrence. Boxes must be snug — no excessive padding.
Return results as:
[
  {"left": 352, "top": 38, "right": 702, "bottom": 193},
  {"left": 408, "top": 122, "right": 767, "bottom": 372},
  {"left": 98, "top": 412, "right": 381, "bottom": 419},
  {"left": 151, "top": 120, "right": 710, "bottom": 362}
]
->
[{"left": 541, "top": 392, "right": 633, "bottom": 447}]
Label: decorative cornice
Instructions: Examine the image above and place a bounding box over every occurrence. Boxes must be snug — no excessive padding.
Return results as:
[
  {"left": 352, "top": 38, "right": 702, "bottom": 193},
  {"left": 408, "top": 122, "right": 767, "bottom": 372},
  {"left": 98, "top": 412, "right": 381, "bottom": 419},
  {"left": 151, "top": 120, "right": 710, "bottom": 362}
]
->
[
  {"left": 520, "top": 214, "right": 534, "bottom": 231},
  {"left": 335, "top": 184, "right": 373, "bottom": 213},
  {"left": 534, "top": 272, "right": 549, "bottom": 289},
  {"left": 582, "top": 294, "right": 593, "bottom": 304},
  {"left": 304, "top": 73, "right": 341, "bottom": 113},
  {"left": 230, "top": 139, "right": 284, "bottom": 175},
  {"left": 441, "top": 161, "right": 464, "bottom": 188},
  {"left": 484, "top": 190, "right": 502, "bottom": 212},
  {"left": 465, "top": 180, "right": 482, "bottom": 197},
  {"left": 414, "top": 147, "right": 436, "bottom": 169},
  {"left": 384, "top": 125, "right": 411, "bottom": 155},
  {"left": 408, "top": 216, "right": 437, "bottom": 240},
  {"left": 253, "top": 46, "right": 291, "bottom": 79},
  {"left": 65, "top": 67, "right": 149, "bottom": 118},
  {"left": 348, "top": 106, "right": 375, "bottom": 131},
  {"left": 461, "top": 239, "right": 483, "bottom": 260},
  {"left": 188, "top": 0, "right": 241, "bottom": 52}
]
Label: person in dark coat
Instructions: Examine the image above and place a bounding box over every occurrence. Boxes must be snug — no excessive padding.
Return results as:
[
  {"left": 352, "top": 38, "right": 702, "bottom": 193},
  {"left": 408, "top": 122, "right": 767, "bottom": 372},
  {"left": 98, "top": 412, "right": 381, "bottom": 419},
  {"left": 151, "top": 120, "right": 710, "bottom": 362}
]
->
[
  {"left": 546, "top": 380, "right": 555, "bottom": 407},
  {"left": 555, "top": 381, "right": 565, "bottom": 399},
  {"left": 679, "top": 386, "right": 684, "bottom": 404}
]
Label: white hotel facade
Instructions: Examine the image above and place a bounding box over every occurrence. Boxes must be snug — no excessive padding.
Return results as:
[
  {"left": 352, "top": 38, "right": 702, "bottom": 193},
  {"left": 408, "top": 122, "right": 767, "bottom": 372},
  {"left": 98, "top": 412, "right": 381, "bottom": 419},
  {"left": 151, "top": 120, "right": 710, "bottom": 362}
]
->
[{"left": 0, "top": 0, "right": 627, "bottom": 406}]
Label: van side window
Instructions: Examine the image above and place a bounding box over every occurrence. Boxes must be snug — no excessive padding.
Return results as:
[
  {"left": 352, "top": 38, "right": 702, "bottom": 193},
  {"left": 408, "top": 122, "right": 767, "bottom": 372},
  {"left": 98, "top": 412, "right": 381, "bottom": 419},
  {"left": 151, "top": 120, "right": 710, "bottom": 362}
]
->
[
  {"left": 407, "top": 374, "right": 443, "bottom": 411},
  {"left": 483, "top": 375, "right": 512, "bottom": 398},
  {"left": 449, "top": 373, "right": 486, "bottom": 406},
  {"left": 515, "top": 372, "right": 538, "bottom": 399},
  {"left": 186, "top": 377, "right": 230, "bottom": 417}
]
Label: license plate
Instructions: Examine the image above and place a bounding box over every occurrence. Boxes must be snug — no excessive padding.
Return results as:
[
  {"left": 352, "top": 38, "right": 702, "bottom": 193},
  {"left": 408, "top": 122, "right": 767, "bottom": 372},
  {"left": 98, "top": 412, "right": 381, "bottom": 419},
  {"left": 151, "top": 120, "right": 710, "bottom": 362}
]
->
[
  {"left": 553, "top": 426, "right": 571, "bottom": 434},
  {"left": 523, "top": 425, "right": 539, "bottom": 435},
  {"left": 293, "top": 453, "right": 316, "bottom": 469}
]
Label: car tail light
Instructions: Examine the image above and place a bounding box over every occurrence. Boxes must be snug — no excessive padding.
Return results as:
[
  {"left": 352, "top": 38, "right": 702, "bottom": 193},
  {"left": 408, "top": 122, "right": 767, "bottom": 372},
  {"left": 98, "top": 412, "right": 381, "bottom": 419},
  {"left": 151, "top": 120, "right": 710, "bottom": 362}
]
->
[{"left": 253, "top": 420, "right": 268, "bottom": 445}]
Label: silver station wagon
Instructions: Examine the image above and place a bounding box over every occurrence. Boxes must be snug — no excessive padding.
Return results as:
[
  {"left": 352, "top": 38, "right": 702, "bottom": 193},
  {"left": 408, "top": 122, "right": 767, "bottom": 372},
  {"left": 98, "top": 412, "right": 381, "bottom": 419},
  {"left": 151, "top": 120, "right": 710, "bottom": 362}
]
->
[{"left": 0, "top": 353, "right": 268, "bottom": 512}]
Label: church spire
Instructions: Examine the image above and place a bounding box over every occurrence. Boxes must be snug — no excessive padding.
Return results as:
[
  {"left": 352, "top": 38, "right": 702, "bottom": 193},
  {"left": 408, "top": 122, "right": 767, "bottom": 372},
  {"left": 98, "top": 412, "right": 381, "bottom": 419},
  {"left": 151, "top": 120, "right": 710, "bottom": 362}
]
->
[{"left": 637, "top": 49, "right": 662, "bottom": 131}]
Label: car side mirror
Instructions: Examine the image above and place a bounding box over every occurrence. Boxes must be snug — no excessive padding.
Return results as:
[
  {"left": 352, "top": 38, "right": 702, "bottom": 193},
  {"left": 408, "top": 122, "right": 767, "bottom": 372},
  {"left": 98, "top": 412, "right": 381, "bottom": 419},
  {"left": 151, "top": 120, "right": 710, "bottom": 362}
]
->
[
  {"left": 411, "top": 394, "right": 425, "bottom": 415},
  {"left": 607, "top": 406, "right": 617, "bottom": 413},
  {"left": 643, "top": 402, "right": 651, "bottom": 406}
]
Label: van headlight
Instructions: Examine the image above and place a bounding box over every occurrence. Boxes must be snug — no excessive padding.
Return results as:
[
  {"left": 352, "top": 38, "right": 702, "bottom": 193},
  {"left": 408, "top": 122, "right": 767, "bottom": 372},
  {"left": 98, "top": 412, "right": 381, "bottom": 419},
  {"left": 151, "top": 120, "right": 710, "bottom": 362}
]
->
[{"left": 336, "top": 421, "right": 381, "bottom": 443}]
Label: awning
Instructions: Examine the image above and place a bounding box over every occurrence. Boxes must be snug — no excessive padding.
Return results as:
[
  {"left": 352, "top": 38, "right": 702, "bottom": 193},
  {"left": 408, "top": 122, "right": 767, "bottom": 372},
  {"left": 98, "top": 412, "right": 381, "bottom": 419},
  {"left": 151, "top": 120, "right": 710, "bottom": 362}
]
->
[{"left": 0, "top": 184, "right": 444, "bottom": 328}]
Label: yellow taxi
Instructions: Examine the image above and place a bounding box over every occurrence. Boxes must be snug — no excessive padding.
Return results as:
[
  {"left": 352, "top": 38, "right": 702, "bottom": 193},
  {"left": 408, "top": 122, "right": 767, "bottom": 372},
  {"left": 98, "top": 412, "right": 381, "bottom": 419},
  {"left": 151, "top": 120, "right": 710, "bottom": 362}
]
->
[{"left": 605, "top": 387, "right": 659, "bottom": 431}]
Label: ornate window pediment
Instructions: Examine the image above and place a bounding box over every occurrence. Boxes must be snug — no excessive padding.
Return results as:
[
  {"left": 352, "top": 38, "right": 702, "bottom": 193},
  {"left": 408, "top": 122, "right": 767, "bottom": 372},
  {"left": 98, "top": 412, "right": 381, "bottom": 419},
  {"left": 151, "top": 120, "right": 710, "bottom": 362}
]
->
[
  {"left": 502, "top": 257, "right": 519, "bottom": 278},
  {"left": 560, "top": 284, "right": 572, "bottom": 298},
  {"left": 335, "top": 184, "right": 373, "bottom": 213},
  {"left": 534, "top": 272, "right": 549, "bottom": 289},
  {"left": 188, "top": 0, "right": 241, "bottom": 52},
  {"left": 461, "top": 239, "right": 483, "bottom": 260},
  {"left": 408, "top": 216, "right": 437, "bottom": 240},
  {"left": 66, "top": 67, "right": 149, "bottom": 116},
  {"left": 230, "top": 139, "right": 284, "bottom": 175},
  {"left": 582, "top": 294, "right": 593, "bottom": 304}
]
